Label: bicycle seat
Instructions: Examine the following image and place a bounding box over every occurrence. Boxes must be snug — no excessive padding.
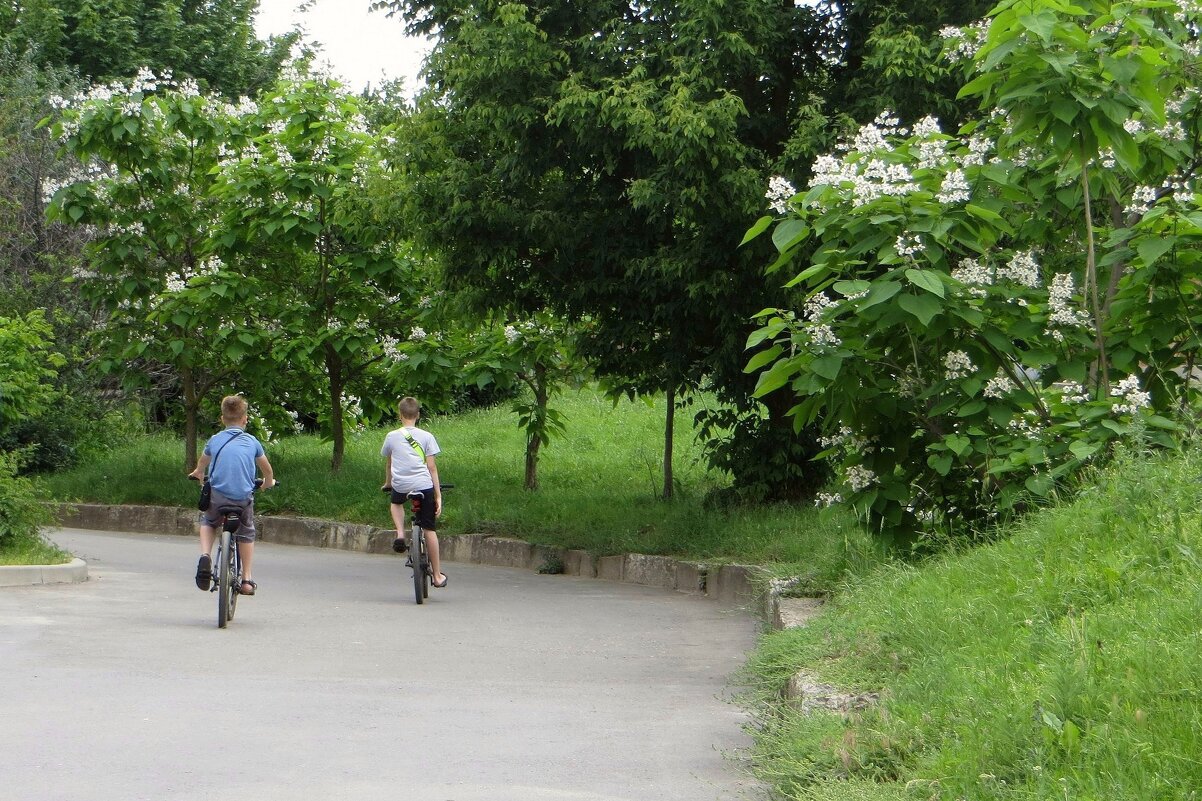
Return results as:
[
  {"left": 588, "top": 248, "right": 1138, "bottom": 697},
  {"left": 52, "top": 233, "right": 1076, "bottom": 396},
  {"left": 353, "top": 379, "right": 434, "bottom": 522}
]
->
[{"left": 217, "top": 505, "right": 243, "bottom": 516}]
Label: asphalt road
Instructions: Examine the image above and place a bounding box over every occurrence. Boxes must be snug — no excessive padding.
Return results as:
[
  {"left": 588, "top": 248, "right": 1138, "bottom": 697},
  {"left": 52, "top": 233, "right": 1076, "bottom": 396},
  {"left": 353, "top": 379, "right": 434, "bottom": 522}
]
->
[{"left": 0, "top": 528, "right": 763, "bottom": 801}]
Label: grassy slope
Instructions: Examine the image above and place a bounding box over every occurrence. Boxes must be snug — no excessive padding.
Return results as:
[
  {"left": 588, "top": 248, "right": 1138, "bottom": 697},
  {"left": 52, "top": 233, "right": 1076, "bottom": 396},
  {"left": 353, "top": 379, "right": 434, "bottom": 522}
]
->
[
  {"left": 745, "top": 448, "right": 1202, "bottom": 799},
  {"left": 41, "top": 389, "right": 882, "bottom": 587}
]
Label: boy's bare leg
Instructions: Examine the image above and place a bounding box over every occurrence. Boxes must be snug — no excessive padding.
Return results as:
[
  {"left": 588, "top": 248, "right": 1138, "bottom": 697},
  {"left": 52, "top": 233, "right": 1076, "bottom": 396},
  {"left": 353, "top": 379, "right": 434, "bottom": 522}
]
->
[
  {"left": 425, "top": 530, "right": 445, "bottom": 585},
  {"left": 199, "top": 524, "right": 216, "bottom": 555},
  {"left": 237, "top": 541, "right": 254, "bottom": 588},
  {"left": 389, "top": 503, "right": 407, "bottom": 544}
]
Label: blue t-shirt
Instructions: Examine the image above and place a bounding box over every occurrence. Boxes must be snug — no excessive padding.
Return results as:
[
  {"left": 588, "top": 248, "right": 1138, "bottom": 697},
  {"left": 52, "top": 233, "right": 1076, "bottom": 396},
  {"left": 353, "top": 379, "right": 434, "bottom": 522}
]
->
[{"left": 203, "top": 428, "right": 265, "bottom": 501}]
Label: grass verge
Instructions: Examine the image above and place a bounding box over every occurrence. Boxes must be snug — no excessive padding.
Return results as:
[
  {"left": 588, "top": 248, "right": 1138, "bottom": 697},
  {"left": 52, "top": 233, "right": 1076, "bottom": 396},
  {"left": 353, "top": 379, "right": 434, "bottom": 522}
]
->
[
  {"left": 0, "top": 532, "right": 72, "bottom": 566},
  {"left": 42, "top": 389, "right": 884, "bottom": 590},
  {"left": 742, "top": 447, "right": 1202, "bottom": 799}
]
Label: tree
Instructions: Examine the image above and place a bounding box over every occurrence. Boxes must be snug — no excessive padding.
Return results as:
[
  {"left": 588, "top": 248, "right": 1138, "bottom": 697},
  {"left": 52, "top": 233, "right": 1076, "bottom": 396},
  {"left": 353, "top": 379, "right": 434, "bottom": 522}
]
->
[
  {"left": 746, "top": 0, "right": 1200, "bottom": 537},
  {"left": 212, "top": 68, "right": 415, "bottom": 471},
  {"left": 46, "top": 71, "right": 272, "bottom": 469},
  {"left": 1, "top": 0, "right": 294, "bottom": 98}
]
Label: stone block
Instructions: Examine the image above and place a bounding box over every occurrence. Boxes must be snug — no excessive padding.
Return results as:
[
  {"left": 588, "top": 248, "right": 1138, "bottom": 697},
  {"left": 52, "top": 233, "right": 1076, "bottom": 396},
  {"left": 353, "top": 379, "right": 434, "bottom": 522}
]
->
[
  {"left": 622, "top": 554, "right": 678, "bottom": 590},
  {"left": 530, "top": 544, "right": 567, "bottom": 573},
  {"left": 772, "top": 597, "right": 824, "bottom": 630},
  {"left": 562, "top": 549, "right": 597, "bottom": 578},
  {"left": 477, "top": 537, "right": 534, "bottom": 569},
  {"left": 707, "top": 563, "right": 766, "bottom": 604},
  {"left": 596, "top": 555, "right": 624, "bottom": 582},
  {"left": 674, "top": 561, "right": 707, "bottom": 595},
  {"left": 440, "top": 533, "right": 481, "bottom": 564}
]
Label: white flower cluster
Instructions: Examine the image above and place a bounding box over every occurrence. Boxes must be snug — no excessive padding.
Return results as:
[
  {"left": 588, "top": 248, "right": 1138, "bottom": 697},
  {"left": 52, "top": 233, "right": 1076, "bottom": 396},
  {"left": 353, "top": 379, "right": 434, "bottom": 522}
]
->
[
  {"left": 1110, "top": 375, "right": 1151, "bottom": 415},
  {"left": 41, "top": 161, "right": 112, "bottom": 200},
  {"left": 1007, "top": 412, "right": 1042, "bottom": 440},
  {"left": 895, "top": 233, "right": 924, "bottom": 258},
  {"left": 819, "top": 426, "right": 874, "bottom": 454},
  {"left": 381, "top": 336, "right": 402, "bottom": 359},
  {"left": 999, "top": 250, "right": 1041, "bottom": 288},
  {"left": 344, "top": 395, "right": 364, "bottom": 420},
  {"left": 940, "top": 20, "right": 990, "bottom": 63},
  {"left": 287, "top": 409, "right": 305, "bottom": 434},
  {"left": 765, "top": 175, "right": 797, "bottom": 215},
  {"left": 808, "top": 324, "right": 842, "bottom": 350},
  {"left": 937, "top": 169, "right": 971, "bottom": 204},
  {"left": 952, "top": 257, "right": 994, "bottom": 294},
  {"left": 844, "top": 464, "right": 878, "bottom": 492},
  {"left": 961, "top": 133, "right": 993, "bottom": 167},
  {"left": 1124, "top": 184, "right": 1159, "bottom": 217},
  {"left": 804, "top": 292, "right": 835, "bottom": 321},
  {"left": 809, "top": 152, "right": 920, "bottom": 208},
  {"left": 983, "top": 368, "right": 1017, "bottom": 398},
  {"left": 1056, "top": 381, "right": 1091, "bottom": 404},
  {"left": 944, "top": 350, "right": 976, "bottom": 380},
  {"left": 814, "top": 492, "right": 843, "bottom": 508},
  {"left": 504, "top": 325, "right": 521, "bottom": 344},
  {"left": 1045, "top": 273, "right": 1091, "bottom": 341},
  {"left": 409, "top": 327, "right": 427, "bottom": 342},
  {"left": 896, "top": 367, "right": 923, "bottom": 398}
]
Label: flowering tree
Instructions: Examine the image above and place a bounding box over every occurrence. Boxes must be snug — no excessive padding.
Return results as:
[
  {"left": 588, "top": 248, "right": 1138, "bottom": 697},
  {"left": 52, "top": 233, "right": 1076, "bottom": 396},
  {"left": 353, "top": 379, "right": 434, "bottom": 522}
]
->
[
  {"left": 746, "top": 0, "right": 1199, "bottom": 537},
  {"left": 45, "top": 70, "right": 271, "bottom": 469},
  {"left": 212, "top": 68, "right": 415, "bottom": 472},
  {"left": 384, "top": 303, "right": 587, "bottom": 490}
]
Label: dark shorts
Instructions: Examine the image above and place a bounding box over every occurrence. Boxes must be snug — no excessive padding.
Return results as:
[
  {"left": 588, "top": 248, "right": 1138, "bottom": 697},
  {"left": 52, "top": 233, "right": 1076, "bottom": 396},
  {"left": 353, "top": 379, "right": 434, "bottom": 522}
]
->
[
  {"left": 391, "top": 487, "right": 436, "bottom": 531},
  {"left": 199, "top": 488, "right": 257, "bottom": 542}
]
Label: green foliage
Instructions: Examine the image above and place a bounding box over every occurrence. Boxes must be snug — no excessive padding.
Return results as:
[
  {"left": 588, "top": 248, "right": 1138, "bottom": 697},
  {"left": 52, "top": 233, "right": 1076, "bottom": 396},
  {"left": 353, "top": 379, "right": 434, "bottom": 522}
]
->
[
  {"left": 383, "top": 0, "right": 846, "bottom": 500},
  {"left": 743, "top": 447, "right": 1202, "bottom": 799},
  {"left": 0, "top": 451, "right": 56, "bottom": 552},
  {"left": 746, "top": 0, "right": 1202, "bottom": 537},
  {"left": 0, "top": 0, "right": 292, "bottom": 97},
  {"left": 0, "top": 310, "right": 65, "bottom": 433}
]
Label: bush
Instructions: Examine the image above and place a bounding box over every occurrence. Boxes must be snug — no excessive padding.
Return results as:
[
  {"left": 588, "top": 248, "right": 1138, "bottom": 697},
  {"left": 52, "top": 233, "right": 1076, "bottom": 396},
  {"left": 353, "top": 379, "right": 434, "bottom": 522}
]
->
[{"left": 0, "top": 451, "right": 53, "bottom": 550}]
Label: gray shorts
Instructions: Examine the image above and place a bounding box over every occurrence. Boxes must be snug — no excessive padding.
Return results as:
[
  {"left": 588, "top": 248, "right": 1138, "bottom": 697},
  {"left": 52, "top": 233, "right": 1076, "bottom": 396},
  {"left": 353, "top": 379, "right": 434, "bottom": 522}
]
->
[{"left": 199, "top": 488, "right": 257, "bottom": 542}]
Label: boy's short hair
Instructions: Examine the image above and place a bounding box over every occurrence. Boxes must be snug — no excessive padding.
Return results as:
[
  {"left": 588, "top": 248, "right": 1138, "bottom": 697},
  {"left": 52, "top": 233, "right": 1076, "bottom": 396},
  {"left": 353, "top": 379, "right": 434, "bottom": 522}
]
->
[
  {"left": 398, "top": 396, "right": 421, "bottom": 420},
  {"left": 221, "top": 395, "right": 249, "bottom": 424}
]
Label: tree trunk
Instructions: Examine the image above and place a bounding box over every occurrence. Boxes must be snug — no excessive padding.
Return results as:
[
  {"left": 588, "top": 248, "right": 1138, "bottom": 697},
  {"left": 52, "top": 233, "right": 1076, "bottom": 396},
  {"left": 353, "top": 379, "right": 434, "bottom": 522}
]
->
[
  {"left": 524, "top": 364, "right": 548, "bottom": 491},
  {"left": 662, "top": 383, "right": 676, "bottom": 500},
  {"left": 182, "top": 366, "right": 199, "bottom": 472},
  {"left": 326, "top": 346, "right": 346, "bottom": 473}
]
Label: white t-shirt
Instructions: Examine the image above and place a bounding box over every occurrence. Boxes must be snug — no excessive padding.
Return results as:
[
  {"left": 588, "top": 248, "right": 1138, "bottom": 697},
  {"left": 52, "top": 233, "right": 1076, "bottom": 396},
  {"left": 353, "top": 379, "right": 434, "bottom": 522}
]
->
[{"left": 381, "top": 426, "right": 441, "bottom": 493}]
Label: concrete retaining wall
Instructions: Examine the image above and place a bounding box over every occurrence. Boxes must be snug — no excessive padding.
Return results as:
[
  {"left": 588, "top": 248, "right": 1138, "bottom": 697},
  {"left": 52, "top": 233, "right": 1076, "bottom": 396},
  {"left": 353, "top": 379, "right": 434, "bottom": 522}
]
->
[{"left": 49, "top": 502, "right": 775, "bottom": 607}]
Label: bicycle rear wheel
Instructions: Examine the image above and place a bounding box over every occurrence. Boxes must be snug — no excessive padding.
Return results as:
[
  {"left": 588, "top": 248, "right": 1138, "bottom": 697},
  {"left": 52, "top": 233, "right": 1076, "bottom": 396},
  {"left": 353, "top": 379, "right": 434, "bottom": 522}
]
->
[
  {"left": 411, "top": 526, "right": 424, "bottom": 605},
  {"left": 227, "top": 537, "right": 240, "bottom": 621},
  {"left": 217, "top": 530, "right": 232, "bottom": 628}
]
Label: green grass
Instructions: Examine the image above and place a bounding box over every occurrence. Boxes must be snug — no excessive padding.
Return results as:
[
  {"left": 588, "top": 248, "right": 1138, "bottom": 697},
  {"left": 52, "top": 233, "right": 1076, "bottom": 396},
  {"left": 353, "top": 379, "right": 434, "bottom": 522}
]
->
[
  {"left": 743, "top": 447, "right": 1202, "bottom": 799},
  {"left": 42, "top": 388, "right": 882, "bottom": 588},
  {"left": 0, "top": 532, "right": 72, "bottom": 566}
]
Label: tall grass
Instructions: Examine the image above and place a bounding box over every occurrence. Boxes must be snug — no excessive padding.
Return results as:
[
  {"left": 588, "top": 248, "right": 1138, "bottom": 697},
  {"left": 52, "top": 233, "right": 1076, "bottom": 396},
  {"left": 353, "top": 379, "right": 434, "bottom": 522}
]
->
[
  {"left": 42, "top": 388, "right": 882, "bottom": 587},
  {"left": 743, "top": 447, "right": 1202, "bottom": 799}
]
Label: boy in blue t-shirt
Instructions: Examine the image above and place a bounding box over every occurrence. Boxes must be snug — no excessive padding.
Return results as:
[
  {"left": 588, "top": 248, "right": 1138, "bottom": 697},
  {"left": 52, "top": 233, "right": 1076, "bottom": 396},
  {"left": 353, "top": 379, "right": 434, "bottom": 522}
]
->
[{"left": 186, "top": 395, "right": 275, "bottom": 595}]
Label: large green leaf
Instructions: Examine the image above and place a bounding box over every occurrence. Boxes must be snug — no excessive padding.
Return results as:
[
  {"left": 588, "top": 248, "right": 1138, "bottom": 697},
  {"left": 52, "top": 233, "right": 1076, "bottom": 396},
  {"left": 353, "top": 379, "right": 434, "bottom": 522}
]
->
[
  {"left": 898, "top": 293, "right": 942, "bottom": 326},
  {"left": 905, "top": 268, "right": 946, "bottom": 298},
  {"left": 771, "top": 219, "right": 810, "bottom": 253}
]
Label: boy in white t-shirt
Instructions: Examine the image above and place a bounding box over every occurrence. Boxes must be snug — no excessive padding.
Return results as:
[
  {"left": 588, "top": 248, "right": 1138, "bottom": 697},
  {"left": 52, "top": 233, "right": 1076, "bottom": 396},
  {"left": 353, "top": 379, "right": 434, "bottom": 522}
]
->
[{"left": 380, "top": 396, "right": 446, "bottom": 587}]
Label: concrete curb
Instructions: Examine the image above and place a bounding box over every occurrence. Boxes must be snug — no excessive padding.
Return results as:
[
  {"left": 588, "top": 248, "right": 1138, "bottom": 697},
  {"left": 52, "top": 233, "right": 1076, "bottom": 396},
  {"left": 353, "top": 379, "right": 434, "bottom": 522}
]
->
[
  {"left": 0, "top": 557, "right": 88, "bottom": 587},
  {"left": 46, "top": 502, "right": 778, "bottom": 609}
]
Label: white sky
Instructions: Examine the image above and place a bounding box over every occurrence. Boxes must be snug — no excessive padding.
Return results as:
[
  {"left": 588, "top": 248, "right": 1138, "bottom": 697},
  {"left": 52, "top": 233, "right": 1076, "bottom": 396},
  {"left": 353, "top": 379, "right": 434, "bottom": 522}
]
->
[{"left": 253, "top": 0, "right": 431, "bottom": 93}]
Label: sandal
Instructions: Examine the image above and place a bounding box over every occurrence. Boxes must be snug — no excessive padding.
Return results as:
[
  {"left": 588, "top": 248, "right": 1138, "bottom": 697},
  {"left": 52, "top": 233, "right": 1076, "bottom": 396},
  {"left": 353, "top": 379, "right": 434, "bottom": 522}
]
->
[
  {"left": 432, "top": 573, "right": 448, "bottom": 588},
  {"left": 195, "top": 555, "right": 212, "bottom": 590},
  {"left": 238, "top": 579, "right": 258, "bottom": 596}
]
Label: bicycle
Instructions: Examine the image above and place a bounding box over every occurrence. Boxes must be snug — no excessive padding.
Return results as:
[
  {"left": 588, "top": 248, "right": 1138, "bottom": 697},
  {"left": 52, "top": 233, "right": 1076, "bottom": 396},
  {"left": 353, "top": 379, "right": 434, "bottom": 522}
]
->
[
  {"left": 191, "top": 477, "right": 271, "bottom": 628},
  {"left": 384, "top": 483, "right": 452, "bottom": 605}
]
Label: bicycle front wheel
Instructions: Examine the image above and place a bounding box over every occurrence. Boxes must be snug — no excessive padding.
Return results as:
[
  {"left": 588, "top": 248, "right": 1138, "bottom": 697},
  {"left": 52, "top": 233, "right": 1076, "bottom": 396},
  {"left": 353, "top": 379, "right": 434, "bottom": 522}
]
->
[
  {"left": 411, "top": 526, "right": 424, "bottom": 605},
  {"left": 217, "top": 531, "right": 232, "bottom": 628}
]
